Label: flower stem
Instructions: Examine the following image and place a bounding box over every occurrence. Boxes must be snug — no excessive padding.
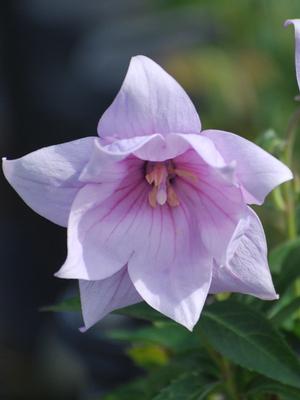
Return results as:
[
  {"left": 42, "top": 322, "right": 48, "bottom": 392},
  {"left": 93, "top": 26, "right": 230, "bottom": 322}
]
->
[
  {"left": 197, "top": 330, "right": 240, "bottom": 399},
  {"left": 284, "top": 108, "right": 300, "bottom": 299},
  {"left": 220, "top": 358, "right": 240, "bottom": 400},
  {"left": 283, "top": 108, "right": 299, "bottom": 240}
]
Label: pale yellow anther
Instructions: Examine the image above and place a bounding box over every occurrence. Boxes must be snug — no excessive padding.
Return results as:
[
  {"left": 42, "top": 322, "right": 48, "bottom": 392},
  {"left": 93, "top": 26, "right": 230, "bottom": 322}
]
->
[
  {"left": 145, "top": 174, "right": 154, "bottom": 185},
  {"left": 174, "top": 168, "right": 197, "bottom": 182},
  {"left": 167, "top": 184, "right": 180, "bottom": 207},
  {"left": 145, "top": 163, "right": 167, "bottom": 187},
  {"left": 146, "top": 161, "right": 184, "bottom": 208}
]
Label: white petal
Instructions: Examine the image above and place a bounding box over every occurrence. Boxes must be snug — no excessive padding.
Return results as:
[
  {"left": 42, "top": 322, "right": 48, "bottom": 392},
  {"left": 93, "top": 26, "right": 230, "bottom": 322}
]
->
[
  {"left": 285, "top": 19, "right": 300, "bottom": 91},
  {"left": 210, "top": 208, "right": 278, "bottom": 300},
  {"left": 80, "top": 266, "right": 142, "bottom": 331},
  {"left": 203, "top": 130, "right": 292, "bottom": 205},
  {"left": 98, "top": 55, "right": 201, "bottom": 140},
  {"left": 3, "top": 137, "right": 95, "bottom": 227},
  {"left": 128, "top": 202, "right": 212, "bottom": 330}
]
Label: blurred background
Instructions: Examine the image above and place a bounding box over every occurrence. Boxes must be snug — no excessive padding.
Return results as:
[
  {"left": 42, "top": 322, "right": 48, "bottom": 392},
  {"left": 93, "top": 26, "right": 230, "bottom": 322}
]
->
[{"left": 1, "top": 0, "right": 300, "bottom": 399}]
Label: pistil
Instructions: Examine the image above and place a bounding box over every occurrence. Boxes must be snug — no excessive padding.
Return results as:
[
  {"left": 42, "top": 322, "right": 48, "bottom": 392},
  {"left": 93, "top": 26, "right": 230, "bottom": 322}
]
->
[{"left": 145, "top": 161, "right": 181, "bottom": 208}]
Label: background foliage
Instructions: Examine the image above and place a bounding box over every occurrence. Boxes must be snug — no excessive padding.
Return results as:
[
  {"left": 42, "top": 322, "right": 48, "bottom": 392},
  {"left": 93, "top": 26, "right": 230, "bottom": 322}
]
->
[{"left": 1, "top": 0, "right": 300, "bottom": 399}]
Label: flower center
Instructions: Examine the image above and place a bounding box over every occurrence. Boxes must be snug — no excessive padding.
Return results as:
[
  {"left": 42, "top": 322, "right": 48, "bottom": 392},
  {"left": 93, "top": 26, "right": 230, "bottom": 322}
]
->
[{"left": 145, "top": 161, "right": 196, "bottom": 208}]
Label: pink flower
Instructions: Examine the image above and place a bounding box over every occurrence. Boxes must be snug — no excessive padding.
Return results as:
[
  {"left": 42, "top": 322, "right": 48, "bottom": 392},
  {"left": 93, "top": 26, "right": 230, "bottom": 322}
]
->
[
  {"left": 3, "top": 56, "right": 292, "bottom": 330},
  {"left": 285, "top": 19, "right": 300, "bottom": 91}
]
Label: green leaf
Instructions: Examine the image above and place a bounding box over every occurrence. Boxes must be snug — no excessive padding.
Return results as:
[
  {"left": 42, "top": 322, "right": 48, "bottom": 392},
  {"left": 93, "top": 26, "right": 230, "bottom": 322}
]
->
[
  {"left": 40, "top": 296, "right": 81, "bottom": 312},
  {"left": 127, "top": 344, "right": 169, "bottom": 368},
  {"left": 152, "top": 371, "right": 219, "bottom": 400},
  {"left": 40, "top": 298, "right": 162, "bottom": 319},
  {"left": 114, "top": 302, "right": 168, "bottom": 322},
  {"left": 103, "top": 377, "right": 151, "bottom": 400},
  {"left": 255, "top": 129, "right": 284, "bottom": 154},
  {"left": 274, "top": 243, "right": 300, "bottom": 294},
  {"left": 108, "top": 322, "right": 199, "bottom": 352},
  {"left": 102, "top": 364, "right": 183, "bottom": 400},
  {"left": 270, "top": 298, "right": 300, "bottom": 327},
  {"left": 103, "top": 350, "right": 219, "bottom": 399},
  {"left": 269, "top": 238, "right": 300, "bottom": 275},
  {"left": 198, "top": 299, "right": 300, "bottom": 388},
  {"left": 246, "top": 377, "right": 300, "bottom": 400}
]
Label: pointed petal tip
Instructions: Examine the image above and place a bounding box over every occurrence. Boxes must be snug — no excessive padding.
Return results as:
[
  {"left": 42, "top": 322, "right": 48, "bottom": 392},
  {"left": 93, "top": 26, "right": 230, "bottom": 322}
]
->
[
  {"left": 2, "top": 137, "right": 96, "bottom": 227},
  {"left": 98, "top": 54, "right": 201, "bottom": 139},
  {"left": 185, "top": 322, "right": 195, "bottom": 332},
  {"left": 287, "top": 168, "right": 294, "bottom": 181},
  {"left": 2, "top": 157, "right": 11, "bottom": 178},
  {"left": 168, "top": 312, "right": 197, "bottom": 331},
  {"left": 264, "top": 292, "right": 279, "bottom": 301},
  {"left": 284, "top": 19, "right": 300, "bottom": 28},
  {"left": 203, "top": 129, "right": 294, "bottom": 204},
  {"left": 284, "top": 19, "right": 292, "bottom": 28},
  {"left": 131, "top": 54, "right": 151, "bottom": 62},
  {"left": 53, "top": 270, "right": 63, "bottom": 279},
  {"left": 278, "top": 164, "right": 293, "bottom": 184},
  {"left": 54, "top": 267, "right": 87, "bottom": 280},
  {"left": 53, "top": 266, "right": 79, "bottom": 280}
]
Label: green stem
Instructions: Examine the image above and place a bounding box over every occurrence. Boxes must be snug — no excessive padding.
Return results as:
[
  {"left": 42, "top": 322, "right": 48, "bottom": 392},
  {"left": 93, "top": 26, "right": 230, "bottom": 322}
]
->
[
  {"left": 283, "top": 108, "right": 299, "bottom": 240},
  {"left": 197, "top": 330, "right": 240, "bottom": 399},
  {"left": 283, "top": 179, "right": 297, "bottom": 240},
  {"left": 220, "top": 358, "right": 240, "bottom": 400},
  {"left": 284, "top": 108, "right": 300, "bottom": 297}
]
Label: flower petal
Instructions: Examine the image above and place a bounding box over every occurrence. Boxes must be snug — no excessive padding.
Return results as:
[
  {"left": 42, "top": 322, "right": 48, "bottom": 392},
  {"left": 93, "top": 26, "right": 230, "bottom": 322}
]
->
[
  {"left": 79, "top": 266, "right": 142, "bottom": 331},
  {"left": 128, "top": 202, "right": 213, "bottom": 331},
  {"left": 56, "top": 157, "right": 148, "bottom": 280},
  {"left": 209, "top": 208, "right": 278, "bottom": 300},
  {"left": 174, "top": 149, "right": 246, "bottom": 262},
  {"left": 2, "top": 137, "right": 95, "bottom": 227},
  {"left": 98, "top": 55, "right": 201, "bottom": 140},
  {"left": 100, "top": 133, "right": 189, "bottom": 162},
  {"left": 175, "top": 133, "right": 226, "bottom": 169},
  {"left": 285, "top": 19, "right": 300, "bottom": 91},
  {"left": 203, "top": 130, "right": 293, "bottom": 204},
  {"left": 97, "top": 132, "right": 225, "bottom": 165}
]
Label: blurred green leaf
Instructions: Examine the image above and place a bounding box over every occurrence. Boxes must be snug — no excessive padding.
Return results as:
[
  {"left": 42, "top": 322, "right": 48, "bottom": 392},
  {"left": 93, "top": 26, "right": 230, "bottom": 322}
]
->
[
  {"left": 246, "top": 377, "right": 300, "bottom": 400},
  {"left": 198, "top": 299, "right": 300, "bottom": 388},
  {"left": 127, "top": 344, "right": 169, "bottom": 368},
  {"left": 40, "top": 296, "right": 81, "bottom": 312},
  {"left": 274, "top": 243, "right": 300, "bottom": 294},
  {"left": 40, "top": 297, "right": 159, "bottom": 317},
  {"left": 255, "top": 129, "right": 284, "bottom": 154},
  {"left": 103, "top": 380, "right": 146, "bottom": 400},
  {"left": 270, "top": 298, "right": 300, "bottom": 328},
  {"left": 152, "top": 371, "right": 219, "bottom": 400},
  {"left": 102, "top": 364, "right": 186, "bottom": 400},
  {"left": 269, "top": 238, "right": 300, "bottom": 275},
  {"left": 114, "top": 302, "right": 168, "bottom": 322},
  {"left": 108, "top": 322, "right": 199, "bottom": 352}
]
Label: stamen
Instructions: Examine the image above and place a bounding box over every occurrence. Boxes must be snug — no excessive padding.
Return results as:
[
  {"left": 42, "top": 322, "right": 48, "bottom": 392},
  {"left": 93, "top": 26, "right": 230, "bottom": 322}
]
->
[
  {"left": 167, "top": 184, "right": 180, "bottom": 207},
  {"left": 145, "top": 161, "right": 185, "bottom": 208},
  {"left": 145, "top": 163, "right": 167, "bottom": 186},
  {"left": 174, "top": 168, "right": 198, "bottom": 182}
]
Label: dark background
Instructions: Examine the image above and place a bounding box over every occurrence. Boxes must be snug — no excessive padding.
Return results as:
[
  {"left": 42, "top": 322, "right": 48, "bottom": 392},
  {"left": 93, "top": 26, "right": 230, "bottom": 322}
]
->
[{"left": 1, "top": 1, "right": 300, "bottom": 399}]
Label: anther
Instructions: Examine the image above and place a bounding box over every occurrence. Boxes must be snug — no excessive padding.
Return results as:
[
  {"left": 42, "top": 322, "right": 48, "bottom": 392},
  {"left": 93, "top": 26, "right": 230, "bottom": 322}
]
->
[
  {"left": 146, "top": 162, "right": 181, "bottom": 208},
  {"left": 174, "top": 168, "right": 197, "bottom": 182},
  {"left": 167, "top": 184, "right": 180, "bottom": 207}
]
